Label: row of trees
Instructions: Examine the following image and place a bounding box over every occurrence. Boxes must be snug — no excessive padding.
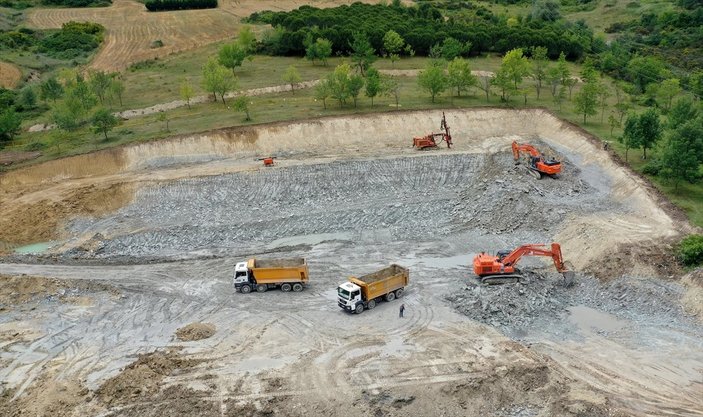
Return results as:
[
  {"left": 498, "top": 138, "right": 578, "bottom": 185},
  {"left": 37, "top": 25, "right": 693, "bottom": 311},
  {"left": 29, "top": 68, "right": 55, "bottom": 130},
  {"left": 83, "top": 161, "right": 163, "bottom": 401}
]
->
[{"left": 250, "top": 2, "right": 593, "bottom": 60}]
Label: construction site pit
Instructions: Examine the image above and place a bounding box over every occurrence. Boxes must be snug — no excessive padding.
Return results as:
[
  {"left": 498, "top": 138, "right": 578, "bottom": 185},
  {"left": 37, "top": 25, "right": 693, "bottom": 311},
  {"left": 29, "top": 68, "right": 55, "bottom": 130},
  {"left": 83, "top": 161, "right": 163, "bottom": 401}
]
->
[{"left": 1, "top": 109, "right": 701, "bottom": 417}]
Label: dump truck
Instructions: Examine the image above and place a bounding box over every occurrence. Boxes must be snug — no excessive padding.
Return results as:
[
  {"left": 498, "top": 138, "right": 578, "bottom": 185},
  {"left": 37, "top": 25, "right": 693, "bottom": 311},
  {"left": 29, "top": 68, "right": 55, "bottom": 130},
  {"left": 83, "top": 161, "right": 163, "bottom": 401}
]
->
[
  {"left": 337, "top": 264, "right": 409, "bottom": 314},
  {"left": 233, "top": 258, "right": 309, "bottom": 294}
]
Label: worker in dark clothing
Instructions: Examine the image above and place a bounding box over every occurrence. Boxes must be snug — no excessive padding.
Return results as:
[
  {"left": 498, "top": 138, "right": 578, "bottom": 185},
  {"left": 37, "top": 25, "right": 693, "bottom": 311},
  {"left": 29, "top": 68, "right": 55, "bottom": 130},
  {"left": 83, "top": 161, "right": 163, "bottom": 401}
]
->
[{"left": 399, "top": 303, "right": 405, "bottom": 318}]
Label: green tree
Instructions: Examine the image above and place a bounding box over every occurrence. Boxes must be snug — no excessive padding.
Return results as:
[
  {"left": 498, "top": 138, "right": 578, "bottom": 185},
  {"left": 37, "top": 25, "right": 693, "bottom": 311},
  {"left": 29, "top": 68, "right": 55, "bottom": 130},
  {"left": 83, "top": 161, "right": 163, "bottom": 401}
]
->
[
  {"left": 348, "top": 73, "right": 364, "bottom": 108},
  {"left": 17, "top": 86, "right": 37, "bottom": 110},
  {"left": 657, "top": 78, "right": 681, "bottom": 112},
  {"left": 638, "top": 108, "right": 663, "bottom": 159},
  {"left": 418, "top": 62, "right": 447, "bottom": 103},
  {"left": 608, "top": 113, "right": 619, "bottom": 137},
  {"left": 439, "top": 37, "right": 469, "bottom": 61},
  {"left": 91, "top": 107, "right": 118, "bottom": 141},
  {"left": 382, "top": 30, "right": 404, "bottom": 66},
  {"left": 218, "top": 43, "right": 248, "bottom": 75},
  {"left": 667, "top": 97, "right": 698, "bottom": 129},
  {"left": 315, "top": 80, "right": 331, "bottom": 109},
  {"left": 619, "top": 114, "right": 640, "bottom": 162},
  {"left": 446, "top": 57, "right": 476, "bottom": 98},
  {"left": 69, "top": 77, "right": 97, "bottom": 111},
  {"left": 0, "top": 107, "right": 21, "bottom": 144},
  {"left": 531, "top": 0, "right": 560, "bottom": 21},
  {"left": 574, "top": 81, "right": 600, "bottom": 123},
  {"left": 109, "top": 77, "right": 125, "bottom": 107},
  {"left": 157, "top": 111, "right": 169, "bottom": 131},
  {"left": 328, "top": 63, "right": 353, "bottom": 107},
  {"left": 365, "top": 67, "right": 381, "bottom": 106},
  {"left": 237, "top": 25, "right": 257, "bottom": 53},
  {"left": 233, "top": 96, "right": 251, "bottom": 121},
  {"left": 597, "top": 84, "right": 611, "bottom": 123},
  {"left": 179, "top": 79, "right": 194, "bottom": 110},
  {"left": 202, "top": 58, "right": 237, "bottom": 105},
  {"left": 382, "top": 74, "right": 400, "bottom": 108},
  {"left": 626, "top": 55, "right": 665, "bottom": 93},
  {"left": 349, "top": 32, "right": 376, "bottom": 76},
  {"left": 283, "top": 65, "right": 302, "bottom": 94},
  {"left": 661, "top": 128, "right": 701, "bottom": 190},
  {"left": 89, "top": 70, "right": 112, "bottom": 104},
  {"left": 39, "top": 77, "right": 64, "bottom": 103},
  {"left": 530, "top": 46, "right": 548, "bottom": 100},
  {"left": 493, "top": 48, "right": 530, "bottom": 102},
  {"left": 305, "top": 37, "right": 332, "bottom": 66},
  {"left": 492, "top": 67, "right": 513, "bottom": 101},
  {"left": 477, "top": 74, "right": 492, "bottom": 102},
  {"left": 503, "top": 48, "right": 531, "bottom": 90}
]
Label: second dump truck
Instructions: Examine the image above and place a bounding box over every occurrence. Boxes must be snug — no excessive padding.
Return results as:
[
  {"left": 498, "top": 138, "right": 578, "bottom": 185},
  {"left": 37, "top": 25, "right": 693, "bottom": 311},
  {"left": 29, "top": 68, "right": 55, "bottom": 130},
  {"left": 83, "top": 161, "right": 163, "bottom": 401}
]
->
[
  {"left": 233, "top": 258, "right": 309, "bottom": 294},
  {"left": 337, "top": 264, "right": 409, "bottom": 314}
]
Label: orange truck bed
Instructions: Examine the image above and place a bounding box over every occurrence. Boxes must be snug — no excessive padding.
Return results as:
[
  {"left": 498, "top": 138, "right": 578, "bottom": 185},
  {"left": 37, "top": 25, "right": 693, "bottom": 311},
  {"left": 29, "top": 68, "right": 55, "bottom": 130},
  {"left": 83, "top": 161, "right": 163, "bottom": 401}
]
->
[
  {"left": 349, "top": 264, "right": 409, "bottom": 301},
  {"left": 248, "top": 258, "right": 309, "bottom": 284}
]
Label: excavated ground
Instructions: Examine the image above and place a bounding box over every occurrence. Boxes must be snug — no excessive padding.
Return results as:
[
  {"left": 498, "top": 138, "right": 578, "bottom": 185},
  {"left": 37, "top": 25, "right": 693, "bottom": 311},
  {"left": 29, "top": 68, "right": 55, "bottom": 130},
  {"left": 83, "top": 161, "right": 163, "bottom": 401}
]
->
[{"left": 0, "top": 109, "right": 701, "bottom": 417}]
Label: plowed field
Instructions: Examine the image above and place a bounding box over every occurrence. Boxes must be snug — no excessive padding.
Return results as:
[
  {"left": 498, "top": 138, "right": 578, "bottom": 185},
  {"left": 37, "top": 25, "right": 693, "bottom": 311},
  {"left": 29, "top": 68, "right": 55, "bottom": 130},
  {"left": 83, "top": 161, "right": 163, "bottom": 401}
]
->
[{"left": 26, "top": 0, "right": 383, "bottom": 71}]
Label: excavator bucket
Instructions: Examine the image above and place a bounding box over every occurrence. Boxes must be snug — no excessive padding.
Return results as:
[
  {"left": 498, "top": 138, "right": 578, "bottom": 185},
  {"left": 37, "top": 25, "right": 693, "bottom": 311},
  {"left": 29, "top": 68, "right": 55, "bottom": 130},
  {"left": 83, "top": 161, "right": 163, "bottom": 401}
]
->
[{"left": 562, "top": 271, "right": 575, "bottom": 287}]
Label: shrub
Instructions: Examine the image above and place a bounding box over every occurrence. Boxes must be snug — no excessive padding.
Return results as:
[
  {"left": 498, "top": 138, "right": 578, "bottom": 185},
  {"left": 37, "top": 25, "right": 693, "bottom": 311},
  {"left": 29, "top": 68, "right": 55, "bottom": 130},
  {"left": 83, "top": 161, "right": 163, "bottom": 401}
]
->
[
  {"left": 678, "top": 235, "right": 703, "bottom": 266},
  {"left": 641, "top": 161, "right": 662, "bottom": 176}
]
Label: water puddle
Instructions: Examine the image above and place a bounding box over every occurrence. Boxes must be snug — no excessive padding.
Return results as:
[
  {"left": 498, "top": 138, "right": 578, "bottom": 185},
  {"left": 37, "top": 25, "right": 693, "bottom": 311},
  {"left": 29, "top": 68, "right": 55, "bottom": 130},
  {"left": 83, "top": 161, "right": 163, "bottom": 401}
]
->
[
  {"left": 568, "top": 305, "right": 626, "bottom": 334},
  {"left": 14, "top": 241, "right": 59, "bottom": 255}
]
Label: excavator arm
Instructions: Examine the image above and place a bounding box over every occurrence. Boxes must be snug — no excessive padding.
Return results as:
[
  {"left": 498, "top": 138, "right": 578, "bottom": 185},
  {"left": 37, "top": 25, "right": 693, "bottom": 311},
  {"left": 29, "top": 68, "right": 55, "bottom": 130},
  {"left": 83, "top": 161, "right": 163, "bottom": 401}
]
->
[
  {"left": 512, "top": 141, "right": 541, "bottom": 160},
  {"left": 511, "top": 141, "right": 562, "bottom": 178},
  {"left": 474, "top": 243, "right": 574, "bottom": 286},
  {"left": 501, "top": 243, "right": 567, "bottom": 272}
]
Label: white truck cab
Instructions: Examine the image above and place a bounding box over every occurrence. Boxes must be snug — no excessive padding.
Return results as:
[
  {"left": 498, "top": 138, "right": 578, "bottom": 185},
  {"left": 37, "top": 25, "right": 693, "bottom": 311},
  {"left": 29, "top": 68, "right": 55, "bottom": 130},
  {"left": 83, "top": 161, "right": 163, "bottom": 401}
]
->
[
  {"left": 233, "top": 262, "right": 250, "bottom": 286},
  {"left": 337, "top": 281, "right": 362, "bottom": 311}
]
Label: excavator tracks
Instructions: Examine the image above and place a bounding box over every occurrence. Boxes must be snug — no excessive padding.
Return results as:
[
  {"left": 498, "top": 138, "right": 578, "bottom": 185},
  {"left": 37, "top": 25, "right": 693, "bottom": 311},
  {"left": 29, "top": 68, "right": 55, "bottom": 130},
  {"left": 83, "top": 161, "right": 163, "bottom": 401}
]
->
[{"left": 480, "top": 274, "right": 524, "bottom": 285}]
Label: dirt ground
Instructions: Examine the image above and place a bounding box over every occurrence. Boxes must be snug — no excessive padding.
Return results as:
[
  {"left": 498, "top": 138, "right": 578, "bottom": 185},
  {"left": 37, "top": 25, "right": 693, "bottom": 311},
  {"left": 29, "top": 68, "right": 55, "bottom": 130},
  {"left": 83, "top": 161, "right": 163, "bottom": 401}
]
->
[
  {"left": 25, "top": 0, "right": 386, "bottom": 71},
  {"left": 0, "top": 109, "right": 701, "bottom": 417}
]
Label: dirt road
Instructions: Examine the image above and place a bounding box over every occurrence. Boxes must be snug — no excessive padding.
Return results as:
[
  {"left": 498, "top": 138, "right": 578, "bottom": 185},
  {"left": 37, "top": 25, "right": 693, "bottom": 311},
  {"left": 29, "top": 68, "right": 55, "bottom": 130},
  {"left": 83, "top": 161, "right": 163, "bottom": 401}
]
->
[{"left": 1, "top": 109, "right": 701, "bottom": 416}]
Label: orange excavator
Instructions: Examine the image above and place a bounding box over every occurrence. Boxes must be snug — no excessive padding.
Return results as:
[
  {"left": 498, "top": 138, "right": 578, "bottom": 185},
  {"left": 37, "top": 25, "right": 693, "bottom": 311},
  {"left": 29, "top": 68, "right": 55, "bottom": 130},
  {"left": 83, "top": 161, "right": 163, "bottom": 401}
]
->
[
  {"left": 473, "top": 243, "right": 574, "bottom": 286},
  {"left": 413, "top": 112, "right": 453, "bottom": 150},
  {"left": 512, "top": 141, "right": 561, "bottom": 179}
]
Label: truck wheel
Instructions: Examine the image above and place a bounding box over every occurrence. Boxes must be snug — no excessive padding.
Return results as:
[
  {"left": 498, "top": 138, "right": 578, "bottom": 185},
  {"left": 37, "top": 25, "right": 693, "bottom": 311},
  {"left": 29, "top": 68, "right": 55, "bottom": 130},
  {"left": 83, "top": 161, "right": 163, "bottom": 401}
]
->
[
  {"left": 292, "top": 283, "right": 303, "bottom": 292},
  {"left": 367, "top": 299, "right": 376, "bottom": 310},
  {"left": 281, "top": 283, "right": 292, "bottom": 292},
  {"left": 256, "top": 284, "right": 267, "bottom": 293},
  {"left": 395, "top": 288, "right": 404, "bottom": 299},
  {"left": 240, "top": 285, "right": 251, "bottom": 294},
  {"left": 355, "top": 304, "right": 364, "bottom": 314},
  {"left": 385, "top": 292, "right": 396, "bottom": 302}
]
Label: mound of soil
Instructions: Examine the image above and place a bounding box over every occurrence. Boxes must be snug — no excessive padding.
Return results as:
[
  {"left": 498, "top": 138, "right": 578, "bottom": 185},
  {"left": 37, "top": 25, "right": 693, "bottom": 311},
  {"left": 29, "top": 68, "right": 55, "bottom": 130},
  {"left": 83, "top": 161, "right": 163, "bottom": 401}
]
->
[
  {"left": 96, "top": 349, "right": 202, "bottom": 407},
  {"left": 175, "top": 323, "right": 216, "bottom": 341}
]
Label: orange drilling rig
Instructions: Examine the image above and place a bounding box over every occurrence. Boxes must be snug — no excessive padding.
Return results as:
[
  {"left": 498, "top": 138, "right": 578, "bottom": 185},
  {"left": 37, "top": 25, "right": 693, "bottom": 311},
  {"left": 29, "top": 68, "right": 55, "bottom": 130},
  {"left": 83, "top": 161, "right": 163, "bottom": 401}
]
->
[
  {"left": 413, "top": 112, "right": 453, "bottom": 150},
  {"left": 473, "top": 243, "right": 574, "bottom": 286},
  {"left": 512, "top": 141, "right": 562, "bottom": 179}
]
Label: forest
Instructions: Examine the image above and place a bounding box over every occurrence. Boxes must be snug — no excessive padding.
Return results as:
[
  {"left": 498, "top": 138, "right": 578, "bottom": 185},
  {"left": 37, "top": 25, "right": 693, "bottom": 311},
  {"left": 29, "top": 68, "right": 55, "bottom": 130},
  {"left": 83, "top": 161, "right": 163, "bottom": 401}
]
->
[{"left": 248, "top": 2, "right": 596, "bottom": 59}]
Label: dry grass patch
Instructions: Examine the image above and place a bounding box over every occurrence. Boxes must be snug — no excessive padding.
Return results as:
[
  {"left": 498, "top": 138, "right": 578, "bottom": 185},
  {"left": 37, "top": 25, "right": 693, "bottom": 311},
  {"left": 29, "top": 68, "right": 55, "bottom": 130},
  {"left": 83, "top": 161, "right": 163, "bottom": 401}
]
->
[{"left": 0, "top": 61, "right": 21, "bottom": 89}]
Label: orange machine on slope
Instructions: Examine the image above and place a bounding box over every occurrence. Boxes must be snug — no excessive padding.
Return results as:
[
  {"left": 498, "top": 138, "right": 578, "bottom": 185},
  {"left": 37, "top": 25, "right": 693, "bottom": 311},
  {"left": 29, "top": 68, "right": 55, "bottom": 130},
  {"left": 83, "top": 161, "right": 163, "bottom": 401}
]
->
[
  {"left": 473, "top": 243, "right": 574, "bottom": 285},
  {"left": 511, "top": 141, "right": 561, "bottom": 179},
  {"left": 413, "top": 112, "right": 453, "bottom": 150}
]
